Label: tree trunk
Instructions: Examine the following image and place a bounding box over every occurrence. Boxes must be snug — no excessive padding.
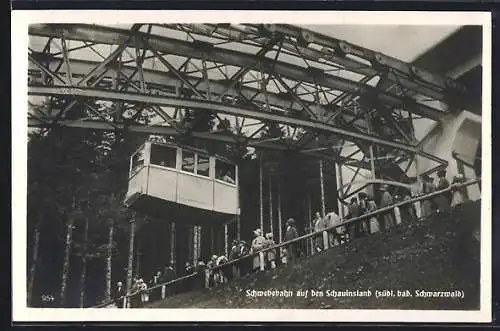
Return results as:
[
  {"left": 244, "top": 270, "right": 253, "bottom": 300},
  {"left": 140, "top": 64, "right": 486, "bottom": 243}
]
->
[
  {"left": 27, "top": 217, "right": 41, "bottom": 307},
  {"left": 269, "top": 176, "right": 273, "bottom": 235},
  {"left": 170, "top": 222, "right": 176, "bottom": 266},
  {"left": 104, "top": 219, "right": 114, "bottom": 302},
  {"left": 60, "top": 199, "right": 76, "bottom": 307},
  {"left": 126, "top": 217, "right": 136, "bottom": 293},
  {"left": 259, "top": 157, "right": 264, "bottom": 231},
  {"left": 277, "top": 181, "right": 283, "bottom": 243},
  {"left": 78, "top": 215, "right": 90, "bottom": 308},
  {"left": 224, "top": 224, "right": 228, "bottom": 257},
  {"left": 136, "top": 239, "right": 141, "bottom": 278},
  {"left": 319, "top": 160, "right": 326, "bottom": 217},
  {"left": 187, "top": 226, "right": 193, "bottom": 264}
]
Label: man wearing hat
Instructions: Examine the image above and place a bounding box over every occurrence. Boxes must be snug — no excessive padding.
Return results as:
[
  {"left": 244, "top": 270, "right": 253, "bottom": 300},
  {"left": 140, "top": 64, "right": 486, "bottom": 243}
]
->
[
  {"left": 284, "top": 218, "right": 299, "bottom": 265},
  {"left": 379, "top": 184, "right": 395, "bottom": 231}
]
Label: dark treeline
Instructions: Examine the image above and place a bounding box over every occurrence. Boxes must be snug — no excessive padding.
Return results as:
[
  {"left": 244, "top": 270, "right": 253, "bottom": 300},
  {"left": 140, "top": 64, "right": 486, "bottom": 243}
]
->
[{"left": 27, "top": 110, "right": 338, "bottom": 307}]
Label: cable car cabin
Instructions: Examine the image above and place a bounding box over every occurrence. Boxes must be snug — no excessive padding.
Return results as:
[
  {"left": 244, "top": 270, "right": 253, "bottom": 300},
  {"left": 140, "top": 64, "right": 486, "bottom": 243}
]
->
[{"left": 124, "top": 142, "right": 239, "bottom": 225}]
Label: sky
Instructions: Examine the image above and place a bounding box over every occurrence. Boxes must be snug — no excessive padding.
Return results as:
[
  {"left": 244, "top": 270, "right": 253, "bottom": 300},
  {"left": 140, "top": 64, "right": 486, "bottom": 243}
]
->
[{"left": 305, "top": 25, "right": 460, "bottom": 62}]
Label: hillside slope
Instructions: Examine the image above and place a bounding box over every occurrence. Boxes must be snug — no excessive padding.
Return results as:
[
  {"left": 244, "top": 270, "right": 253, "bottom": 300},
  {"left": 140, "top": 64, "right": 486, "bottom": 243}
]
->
[{"left": 148, "top": 201, "right": 481, "bottom": 310}]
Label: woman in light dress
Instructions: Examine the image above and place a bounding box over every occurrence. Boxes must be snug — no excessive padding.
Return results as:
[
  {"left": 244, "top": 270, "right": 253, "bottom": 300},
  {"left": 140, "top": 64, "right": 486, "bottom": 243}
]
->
[
  {"left": 451, "top": 174, "right": 467, "bottom": 207},
  {"left": 249, "top": 229, "right": 266, "bottom": 272},
  {"left": 365, "top": 197, "right": 379, "bottom": 233}
]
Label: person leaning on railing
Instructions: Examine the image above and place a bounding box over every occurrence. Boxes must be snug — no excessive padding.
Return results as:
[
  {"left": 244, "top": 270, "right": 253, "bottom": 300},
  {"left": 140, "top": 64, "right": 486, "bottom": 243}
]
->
[
  {"left": 148, "top": 271, "right": 162, "bottom": 302},
  {"left": 379, "top": 184, "right": 395, "bottom": 231},
  {"left": 263, "top": 233, "right": 277, "bottom": 270},
  {"left": 365, "top": 197, "right": 379, "bottom": 233},
  {"left": 284, "top": 218, "right": 299, "bottom": 264},
  {"left": 113, "top": 282, "right": 125, "bottom": 308},
  {"left": 400, "top": 193, "right": 413, "bottom": 223},
  {"left": 128, "top": 278, "right": 142, "bottom": 308},
  {"left": 347, "top": 197, "right": 361, "bottom": 238},
  {"left": 229, "top": 240, "right": 241, "bottom": 278},
  {"left": 451, "top": 174, "right": 467, "bottom": 207},
  {"left": 358, "top": 192, "right": 370, "bottom": 235},
  {"left": 194, "top": 259, "right": 207, "bottom": 290},
  {"left": 215, "top": 255, "right": 229, "bottom": 285},
  {"left": 162, "top": 264, "right": 176, "bottom": 296},
  {"left": 313, "top": 213, "right": 326, "bottom": 252},
  {"left": 238, "top": 240, "right": 251, "bottom": 277},
  {"left": 311, "top": 212, "right": 322, "bottom": 252},
  {"left": 250, "top": 229, "right": 266, "bottom": 273},
  {"left": 434, "top": 169, "right": 452, "bottom": 214}
]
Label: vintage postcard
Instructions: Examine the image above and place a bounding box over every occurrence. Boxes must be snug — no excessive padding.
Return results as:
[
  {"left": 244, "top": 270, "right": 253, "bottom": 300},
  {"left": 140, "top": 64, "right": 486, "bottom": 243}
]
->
[{"left": 12, "top": 10, "right": 491, "bottom": 323}]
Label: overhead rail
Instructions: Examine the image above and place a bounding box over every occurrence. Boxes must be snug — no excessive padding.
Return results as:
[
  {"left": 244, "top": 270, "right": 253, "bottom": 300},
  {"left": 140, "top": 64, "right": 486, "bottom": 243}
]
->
[
  {"left": 29, "top": 24, "right": 456, "bottom": 121},
  {"left": 29, "top": 85, "right": 438, "bottom": 156}
]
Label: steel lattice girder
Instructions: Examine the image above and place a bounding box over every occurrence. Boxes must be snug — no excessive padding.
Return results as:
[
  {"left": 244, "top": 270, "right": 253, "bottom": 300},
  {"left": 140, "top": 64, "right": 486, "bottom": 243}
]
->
[
  {"left": 27, "top": 117, "right": 374, "bottom": 169},
  {"left": 28, "top": 85, "right": 447, "bottom": 177},
  {"left": 176, "top": 24, "right": 455, "bottom": 101},
  {"left": 29, "top": 24, "right": 448, "bottom": 121},
  {"left": 29, "top": 85, "right": 436, "bottom": 156},
  {"left": 27, "top": 57, "right": 337, "bottom": 122},
  {"left": 26, "top": 56, "right": 389, "bottom": 139}
]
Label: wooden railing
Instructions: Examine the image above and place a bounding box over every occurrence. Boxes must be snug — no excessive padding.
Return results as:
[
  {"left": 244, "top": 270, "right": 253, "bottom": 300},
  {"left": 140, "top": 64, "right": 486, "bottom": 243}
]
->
[{"left": 93, "top": 178, "right": 481, "bottom": 308}]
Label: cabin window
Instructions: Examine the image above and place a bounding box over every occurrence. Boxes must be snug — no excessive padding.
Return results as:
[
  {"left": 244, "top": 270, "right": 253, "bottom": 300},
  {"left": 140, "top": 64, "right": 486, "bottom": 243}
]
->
[
  {"left": 215, "top": 159, "right": 236, "bottom": 184},
  {"left": 131, "top": 148, "right": 146, "bottom": 174},
  {"left": 150, "top": 144, "right": 177, "bottom": 169},
  {"left": 182, "top": 150, "right": 195, "bottom": 173},
  {"left": 197, "top": 154, "right": 210, "bottom": 177}
]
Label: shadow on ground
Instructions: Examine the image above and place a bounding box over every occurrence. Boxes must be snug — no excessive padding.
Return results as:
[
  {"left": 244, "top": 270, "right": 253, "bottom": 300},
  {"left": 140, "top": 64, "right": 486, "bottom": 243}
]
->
[{"left": 148, "top": 201, "right": 481, "bottom": 309}]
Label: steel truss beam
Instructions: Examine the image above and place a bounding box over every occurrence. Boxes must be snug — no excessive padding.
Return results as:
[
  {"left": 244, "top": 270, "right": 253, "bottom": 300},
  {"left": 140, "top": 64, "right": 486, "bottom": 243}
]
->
[
  {"left": 180, "top": 24, "right": 450, "bottom": 101},
  {"left": 27, "top": 57, "right": 335, "bottom": 122},
  {"left": 29, "top": 85, "right": 431, "bottom": 155},
  {"left": 29, "top": 24, "right": 446, "bottom": 121},
  {"left": 252, "top": 24, "right": 465, "bottom": 92},
  {"left": 27, "top": 117, "right": 374, "bottom": 169}
]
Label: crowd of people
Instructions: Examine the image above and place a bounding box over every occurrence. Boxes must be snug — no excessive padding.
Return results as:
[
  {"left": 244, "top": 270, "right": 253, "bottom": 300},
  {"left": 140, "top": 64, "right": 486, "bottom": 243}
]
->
[
  {"left": 110, "top": 169, "right": 470, "bottom": 308},
  {"left": 111, "top": 220, "right": 300, "bottom": 308},
  {"left": 307, "top": 169, "right": 469, "bottom": 251}
]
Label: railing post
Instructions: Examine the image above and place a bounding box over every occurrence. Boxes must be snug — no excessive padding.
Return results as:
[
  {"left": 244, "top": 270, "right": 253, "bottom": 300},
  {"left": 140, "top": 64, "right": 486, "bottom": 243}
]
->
[
  {"left": 322, "top": 230, "right": 329, "bottom": 250},
  {"left": 259, "top": 251, "right": 265, "bottom": 271},
  {"left": 161, "top": 285, "right": 166, "bottom": 300},
  {"left": 394, "top": 205, "right": 402, "bottom": 224}
]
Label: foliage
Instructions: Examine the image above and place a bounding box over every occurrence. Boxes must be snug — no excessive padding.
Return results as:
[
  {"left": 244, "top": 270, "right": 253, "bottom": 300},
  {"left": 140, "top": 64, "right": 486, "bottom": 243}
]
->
[{"left": 27, "top": 100, "right": 146, "bottom": 306}]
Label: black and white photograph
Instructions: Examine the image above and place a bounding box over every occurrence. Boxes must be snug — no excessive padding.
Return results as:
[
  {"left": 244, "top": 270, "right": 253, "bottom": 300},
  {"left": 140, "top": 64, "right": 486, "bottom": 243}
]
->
[{"left": 12, "top": 11, "right": 491, "bottom": 322}]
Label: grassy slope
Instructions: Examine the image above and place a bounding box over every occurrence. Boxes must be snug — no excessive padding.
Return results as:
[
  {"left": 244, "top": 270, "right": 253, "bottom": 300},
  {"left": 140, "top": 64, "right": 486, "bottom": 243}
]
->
[{"left": 148, "top": 201, "right": 481, "bottom": 310}]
